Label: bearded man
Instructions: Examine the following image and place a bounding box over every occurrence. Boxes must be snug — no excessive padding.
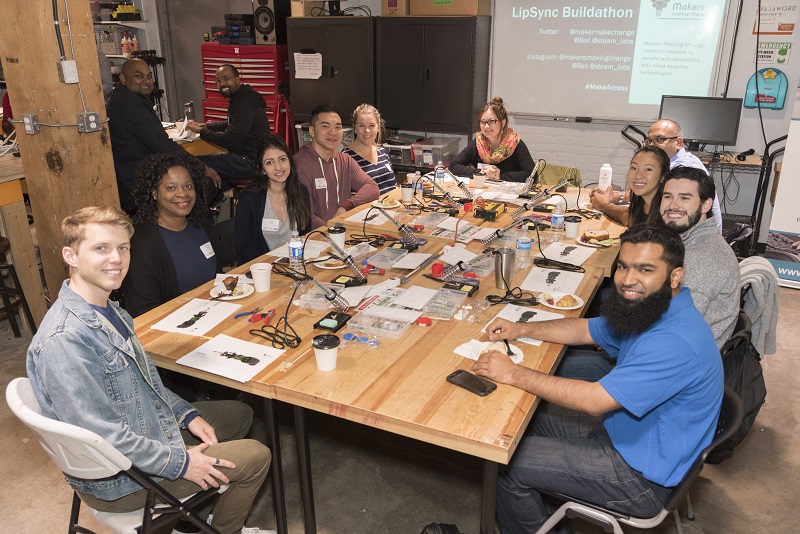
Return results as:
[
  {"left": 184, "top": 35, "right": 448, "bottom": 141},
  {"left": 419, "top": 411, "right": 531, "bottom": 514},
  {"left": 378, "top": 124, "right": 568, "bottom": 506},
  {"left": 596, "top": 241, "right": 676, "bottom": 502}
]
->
[
  {"left": 472, "top": 224, "right": 723, "bottom": 533},
  {"left": 660, "top": 166, "right": 741, "bottom": 347}
]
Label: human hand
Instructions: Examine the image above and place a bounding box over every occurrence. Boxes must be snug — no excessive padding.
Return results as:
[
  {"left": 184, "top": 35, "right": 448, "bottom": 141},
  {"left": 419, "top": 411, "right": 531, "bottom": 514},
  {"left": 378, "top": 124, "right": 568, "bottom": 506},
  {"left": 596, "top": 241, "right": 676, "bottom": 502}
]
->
[
  {"left": 185, "top": 120, "right": 203, "bottom": 134},
  {"left": 483, "top": 165, "right": 500, "bottom": 180},
  {"left": 183, "top": 442, "right": 234, "bottom": 490},
  {"left": 335, "top": 207, "right": 347, "bottom": 216},
  {"left": 793, "top": 241, "right": 800, "bottom": 250},
  {"left": 485, "top": 318, "right": 527, "bottom": 342},
  {"left": 589, "top": 187, "right": 616, "bottom": 209},
  {"left": 471, "top": 350, "right": 518, "bottom": 384},
  {"left": 187, "top": 416, "right": 218, "bottom": 446},
  {"left": 205, "top": 166, "right": 222, "bottom": 189}
]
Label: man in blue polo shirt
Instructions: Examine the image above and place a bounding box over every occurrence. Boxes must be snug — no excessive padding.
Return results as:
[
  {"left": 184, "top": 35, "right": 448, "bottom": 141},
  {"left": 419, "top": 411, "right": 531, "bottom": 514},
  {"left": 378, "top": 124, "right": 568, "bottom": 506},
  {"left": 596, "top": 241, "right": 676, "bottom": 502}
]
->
[{"left": 473, "top": 223, "right": 723, "bottom": 533}]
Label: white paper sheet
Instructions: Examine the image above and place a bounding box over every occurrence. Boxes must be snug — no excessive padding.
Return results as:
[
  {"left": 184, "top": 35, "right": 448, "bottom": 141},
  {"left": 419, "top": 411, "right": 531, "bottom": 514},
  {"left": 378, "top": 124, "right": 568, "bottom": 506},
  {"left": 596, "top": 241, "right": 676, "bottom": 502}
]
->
[
  {"left": 176, "top": 334, "right": 284, "bottom": 382},
  {"left": 345, "top": 209, "right": 389, "bottom": 226},
  {"left": 480, "top": 304, "right": 565, "bottom": 346},
  {"left": 392, "top": 252, "right": 430, "bottom": 270},
  {"left": 390, "top": 286, "right": 437, "bottom": 310},
  {"left": 440, "top": 245, "right": 477, "bottom": 265},
  {"left": 520, "top": 268, "right": 585, "bottom": 295},
  {"left": 535, "top": 241, "right": 595, "bottom": 266},
  {"left": 293, "top": 52, "right": 323, "bottom": 79},
  {"left": 339, "top": 285, "right": 372, "bottom": 307},
  {"left": 151, "top": 298, "right": 241, "bottom": 336}
]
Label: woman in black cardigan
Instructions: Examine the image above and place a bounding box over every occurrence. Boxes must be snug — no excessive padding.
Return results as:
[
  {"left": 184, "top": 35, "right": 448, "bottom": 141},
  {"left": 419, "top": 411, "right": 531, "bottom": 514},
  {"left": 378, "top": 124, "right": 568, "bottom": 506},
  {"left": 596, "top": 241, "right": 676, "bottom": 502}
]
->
[
  {"left": 448, "top": 96, "right": 535, "bottom": 183},
  {"left": 123, "top": 152, "right": 218, "bottom": 318},
  {"left": 235, "top": 134, "right": 312, "bottom": 265}
]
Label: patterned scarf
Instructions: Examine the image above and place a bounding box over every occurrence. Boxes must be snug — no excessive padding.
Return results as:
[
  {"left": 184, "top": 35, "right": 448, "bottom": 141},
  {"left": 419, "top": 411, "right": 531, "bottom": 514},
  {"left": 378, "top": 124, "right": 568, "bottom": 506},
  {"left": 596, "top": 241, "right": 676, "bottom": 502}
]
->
[{"left": 475, "top": 129, "right": 521, "bottom": 165}]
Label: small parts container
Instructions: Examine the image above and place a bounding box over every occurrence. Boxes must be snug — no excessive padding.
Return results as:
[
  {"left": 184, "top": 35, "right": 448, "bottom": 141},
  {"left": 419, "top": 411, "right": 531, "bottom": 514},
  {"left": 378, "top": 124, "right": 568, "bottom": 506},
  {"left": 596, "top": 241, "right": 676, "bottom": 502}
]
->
[
  {"left": 347, "top": 312, "right": 412, "bottom": 340},
  {"left": 366, "top": 247, "right": 408, "bottom": 269},
  {"left": 422, "top": 288, "right": 468, "bottom": 319},
  {"left": 384, "top": 144, "right": 414, "bottom": 166},
  {"left": 411, "top": 136, "right": 461, "bottom": 167},
  {"left": 295, "top": 283, "right": 345, "bottom": 310}
]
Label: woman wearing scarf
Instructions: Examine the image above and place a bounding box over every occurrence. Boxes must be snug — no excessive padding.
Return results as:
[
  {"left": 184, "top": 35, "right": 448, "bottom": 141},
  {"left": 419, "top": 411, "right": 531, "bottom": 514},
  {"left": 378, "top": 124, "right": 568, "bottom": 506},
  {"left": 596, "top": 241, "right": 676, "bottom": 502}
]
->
[{"left": 448, "top": 97, "right": 535, "bottom": 183}]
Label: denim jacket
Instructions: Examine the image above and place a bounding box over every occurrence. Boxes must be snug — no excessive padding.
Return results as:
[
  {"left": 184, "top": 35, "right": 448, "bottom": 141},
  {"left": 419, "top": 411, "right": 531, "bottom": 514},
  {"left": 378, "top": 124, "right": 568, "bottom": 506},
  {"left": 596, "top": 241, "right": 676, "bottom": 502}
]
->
[{"left": 26, "top": 280, "right": 195, "bottom": 500}]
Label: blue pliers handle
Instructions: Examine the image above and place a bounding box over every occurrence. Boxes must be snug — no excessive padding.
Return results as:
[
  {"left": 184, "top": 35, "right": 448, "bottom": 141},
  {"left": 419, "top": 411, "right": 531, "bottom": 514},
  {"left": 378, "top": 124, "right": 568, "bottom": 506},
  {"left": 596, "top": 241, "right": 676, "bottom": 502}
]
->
[{"left": 234, "top": 307, "right": 261, "bottom": 319}]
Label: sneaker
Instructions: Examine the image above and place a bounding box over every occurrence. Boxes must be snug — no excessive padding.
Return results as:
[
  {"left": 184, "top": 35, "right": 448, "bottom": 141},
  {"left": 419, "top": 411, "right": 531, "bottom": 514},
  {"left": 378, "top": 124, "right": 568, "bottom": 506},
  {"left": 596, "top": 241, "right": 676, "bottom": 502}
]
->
[{"left": 240, "top": 528, "right": 277, "bottom": 534}]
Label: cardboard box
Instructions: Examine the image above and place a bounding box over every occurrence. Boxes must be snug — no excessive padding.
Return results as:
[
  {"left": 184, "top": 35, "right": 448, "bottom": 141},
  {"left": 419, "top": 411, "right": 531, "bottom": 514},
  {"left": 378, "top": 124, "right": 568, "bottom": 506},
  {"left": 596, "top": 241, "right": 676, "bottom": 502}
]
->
[
  {"left": 382, "top": 0, "right": 410, "bottom": 16},
  {"left": 410, "top": 0, "right": 490, "bottom": 16},
  {"left": 291, "top": 1, "right": 325, "bottom": 17}
]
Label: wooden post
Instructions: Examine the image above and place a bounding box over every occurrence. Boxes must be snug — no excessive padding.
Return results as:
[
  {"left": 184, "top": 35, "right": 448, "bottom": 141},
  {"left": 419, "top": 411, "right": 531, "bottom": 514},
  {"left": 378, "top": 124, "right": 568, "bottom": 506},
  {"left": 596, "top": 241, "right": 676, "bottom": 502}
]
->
[{"left": 0, "top": 0, "right": 119, "bottom": 302}]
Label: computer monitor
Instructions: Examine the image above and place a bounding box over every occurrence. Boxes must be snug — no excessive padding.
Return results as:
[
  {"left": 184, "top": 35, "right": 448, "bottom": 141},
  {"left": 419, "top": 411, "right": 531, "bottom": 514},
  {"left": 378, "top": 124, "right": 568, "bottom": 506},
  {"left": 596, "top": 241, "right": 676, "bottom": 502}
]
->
[{"left": 659, "top": 96, "right": 743, "bottom": 151}]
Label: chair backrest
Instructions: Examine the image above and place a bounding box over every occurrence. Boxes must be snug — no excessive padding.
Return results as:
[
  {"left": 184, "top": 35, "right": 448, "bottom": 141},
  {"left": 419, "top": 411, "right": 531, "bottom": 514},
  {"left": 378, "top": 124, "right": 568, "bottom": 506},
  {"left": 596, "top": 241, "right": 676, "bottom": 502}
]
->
[
  {"left": 539, "top": 163, "right": 582, "bottom": 188},
  {"left": 662, "top": 387, "right": 744, "bottom": 511},
  {"left": 5, "top": 378, "right": 132, "bottom": 480},
  {"left": 207, "top": 217, "right": 237, "bottom": 268}
]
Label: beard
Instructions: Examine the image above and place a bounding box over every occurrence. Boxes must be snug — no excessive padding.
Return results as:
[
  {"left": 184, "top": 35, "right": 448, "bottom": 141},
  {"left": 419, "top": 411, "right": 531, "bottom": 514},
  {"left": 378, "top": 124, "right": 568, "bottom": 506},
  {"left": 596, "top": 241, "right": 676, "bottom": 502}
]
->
[
  {"left": 663, "top": 205, "right": 703, "bottom": 234},
  {"left": 600, "top": 280, "right": 674, "bottom": 336}
]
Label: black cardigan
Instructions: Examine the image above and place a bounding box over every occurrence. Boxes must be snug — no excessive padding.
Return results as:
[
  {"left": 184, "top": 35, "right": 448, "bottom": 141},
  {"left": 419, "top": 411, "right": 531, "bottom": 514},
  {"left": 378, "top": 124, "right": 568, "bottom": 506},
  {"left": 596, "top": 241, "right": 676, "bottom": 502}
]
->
[
  {"left": 448, "top": 138, "right": 535, "bottom": 183},
  {"left": 122, "top": 221, "right": 218, "bottom": 318},
  {"left": 234, "top": 186, "right": 313, "bottom": 265}
]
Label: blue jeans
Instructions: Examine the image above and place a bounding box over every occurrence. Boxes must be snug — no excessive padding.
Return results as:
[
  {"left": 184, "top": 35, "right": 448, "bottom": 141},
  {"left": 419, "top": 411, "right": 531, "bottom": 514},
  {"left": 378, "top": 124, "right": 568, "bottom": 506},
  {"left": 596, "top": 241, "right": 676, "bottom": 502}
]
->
[
  {"left": 497, "top": 351, "right": 671, "bottom": 533},
  {"left": 199, "top": 152, "right": 255, "bottom": 190}
]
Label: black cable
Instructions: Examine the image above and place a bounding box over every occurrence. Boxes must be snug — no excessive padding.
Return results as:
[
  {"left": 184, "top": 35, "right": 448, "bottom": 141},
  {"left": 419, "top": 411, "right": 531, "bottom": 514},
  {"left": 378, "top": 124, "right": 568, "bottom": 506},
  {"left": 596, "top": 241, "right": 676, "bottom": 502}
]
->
[
  {"left": 248, "top": 281, "right": 303, "bottom": 349},
  {"left": 722, "top": 0, "right": 745, "bottom": 97},
  {"left": 754, "top": 1, "right": 769, "bottom": 149},
  {"left": 530, "top": 223, "right": 585, "bottom": 273},
  {"left": 52, "top": 0, "right": 67, "bottom": 60}
]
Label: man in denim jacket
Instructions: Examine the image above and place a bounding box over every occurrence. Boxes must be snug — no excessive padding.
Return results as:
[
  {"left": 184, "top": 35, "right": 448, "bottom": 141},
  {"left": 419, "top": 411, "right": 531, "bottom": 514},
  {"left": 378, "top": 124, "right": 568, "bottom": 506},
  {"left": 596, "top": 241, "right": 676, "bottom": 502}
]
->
[{"left": 27, "top": 206, "right": 272, "bottom": 534}]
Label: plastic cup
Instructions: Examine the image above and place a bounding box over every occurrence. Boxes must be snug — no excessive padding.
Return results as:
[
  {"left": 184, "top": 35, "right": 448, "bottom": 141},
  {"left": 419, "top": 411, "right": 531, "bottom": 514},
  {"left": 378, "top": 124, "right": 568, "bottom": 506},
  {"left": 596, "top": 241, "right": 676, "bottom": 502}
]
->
[
  {"left": 250, "top": 263, "right": 273, "bottom": 292},
  {"left": 327, "top": 226, "right": 346, "bottom": 251},
  {"left": 401, "top": 184, "right": 414, "bottom": 202},
  {"left": 312, "top": 334, "right": 340, "bottom": 371},
  {"left": 564, "top": 216, "right": 582, "bottom": 239},
  {"left": 472, "top": 173, "right": 486, "bottom": 189}
]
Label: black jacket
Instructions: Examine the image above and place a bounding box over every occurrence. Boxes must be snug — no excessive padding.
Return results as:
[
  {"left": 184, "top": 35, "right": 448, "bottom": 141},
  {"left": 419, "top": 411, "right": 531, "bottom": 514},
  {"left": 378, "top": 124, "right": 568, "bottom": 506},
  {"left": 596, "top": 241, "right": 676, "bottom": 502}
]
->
[
  {"left": 201, "top": 84, "right": 270, "bottom": 161},
  {"left": 107, "top": 86, "right": 189, "bottom": 211},
  {"left": 448, "top": 138, "right": 535, "bottom": 183}
]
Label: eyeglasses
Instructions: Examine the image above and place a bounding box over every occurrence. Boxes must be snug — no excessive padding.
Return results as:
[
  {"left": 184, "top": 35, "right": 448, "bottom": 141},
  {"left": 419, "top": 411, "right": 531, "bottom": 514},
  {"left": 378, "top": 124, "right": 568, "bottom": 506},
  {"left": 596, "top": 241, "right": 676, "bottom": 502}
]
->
[
  {"left": 480, "top": 119, "right": 499, "bottom": 127},
  {"left": 215, "top": 75, "right": 235, "bottom": 84},
  {"left": 644, "top": 136, "right": 678, "bottom": 146}
]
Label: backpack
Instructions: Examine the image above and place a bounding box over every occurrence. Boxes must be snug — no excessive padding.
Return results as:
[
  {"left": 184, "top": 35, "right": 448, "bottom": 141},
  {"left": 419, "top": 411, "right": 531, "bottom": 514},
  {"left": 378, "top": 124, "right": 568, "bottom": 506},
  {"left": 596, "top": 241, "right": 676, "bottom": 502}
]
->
[{"left": 706, "top": 312, "right": 767, "bottom": 464}]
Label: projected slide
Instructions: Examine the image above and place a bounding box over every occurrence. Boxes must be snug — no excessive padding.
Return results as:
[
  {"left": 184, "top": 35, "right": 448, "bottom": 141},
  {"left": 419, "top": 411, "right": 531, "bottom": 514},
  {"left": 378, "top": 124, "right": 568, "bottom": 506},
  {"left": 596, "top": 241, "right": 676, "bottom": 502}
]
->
[{"left": 491, "top": 1, "right": 729, "bottom": 120}]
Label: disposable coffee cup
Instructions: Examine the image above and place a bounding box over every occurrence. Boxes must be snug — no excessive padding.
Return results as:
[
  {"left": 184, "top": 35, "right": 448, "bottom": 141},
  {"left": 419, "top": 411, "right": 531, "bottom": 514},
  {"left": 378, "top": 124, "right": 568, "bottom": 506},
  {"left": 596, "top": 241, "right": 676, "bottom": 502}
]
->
[
  {"left": 327, "top": 226, "right": 346, "bottom": 251},
  {"left": 312, "top": 334, "right": 340, "bottom": 371},
  {"left": 250, "top": 263, "right": 273, "bottom": 292},
  {"left": 564, "top": 216, "right": 582, "bottom": 239},
  {"left": 401, "top": 183, "right": 413, "bottom": 202},
  {"left": 472, "top": 172, "right": 486, "bottom": 189}
]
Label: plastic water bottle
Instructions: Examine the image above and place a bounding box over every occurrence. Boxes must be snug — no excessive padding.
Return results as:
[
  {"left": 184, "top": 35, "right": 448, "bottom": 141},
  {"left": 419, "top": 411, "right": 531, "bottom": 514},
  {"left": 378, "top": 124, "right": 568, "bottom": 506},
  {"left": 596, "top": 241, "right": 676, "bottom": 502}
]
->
[
  {"left": 551, "top": 204, "right": 566, "bottom": 242},
  {"left": 598, "top": 163, "right": 613, "bottom": 192},
  {"left": 288, "top": 231, "right": 304, "bottom": 271},
  {"left": 434, "top": 161, "right": 445, "bottom": 181},
  {"left": 516, "top": 227, "right": 533, "bottom": 268}
]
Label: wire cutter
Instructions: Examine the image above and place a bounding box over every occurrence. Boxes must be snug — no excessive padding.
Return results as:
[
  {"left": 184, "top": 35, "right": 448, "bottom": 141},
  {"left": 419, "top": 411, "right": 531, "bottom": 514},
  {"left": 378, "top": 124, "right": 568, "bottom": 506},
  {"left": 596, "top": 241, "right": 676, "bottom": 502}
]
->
[
  {"left": 234, "top": 307, "right": 261, "bottom": 320},
  {"left": 250, "top": 309, "right": 275, "bottom": 325}
]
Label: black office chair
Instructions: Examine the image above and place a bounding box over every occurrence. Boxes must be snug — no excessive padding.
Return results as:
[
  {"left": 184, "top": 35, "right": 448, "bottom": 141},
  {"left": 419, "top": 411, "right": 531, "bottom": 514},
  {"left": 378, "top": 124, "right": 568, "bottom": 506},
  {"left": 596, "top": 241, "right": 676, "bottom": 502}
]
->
[
  {"left": 534, "top": 387, "right": 744, "bottom": 534},
  {"left": 725, "top": 223, "right": 753, "bottom": 259},
  {"left": 0, "top": 236, "right": 37, "bottom": 338}
]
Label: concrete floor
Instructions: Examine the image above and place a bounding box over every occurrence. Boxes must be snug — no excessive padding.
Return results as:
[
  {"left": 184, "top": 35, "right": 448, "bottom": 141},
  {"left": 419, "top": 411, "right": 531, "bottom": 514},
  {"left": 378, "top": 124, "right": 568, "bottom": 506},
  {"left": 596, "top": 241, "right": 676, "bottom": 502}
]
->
[{"left": 2, "top": 287, "right": 799, "bottom": 533}]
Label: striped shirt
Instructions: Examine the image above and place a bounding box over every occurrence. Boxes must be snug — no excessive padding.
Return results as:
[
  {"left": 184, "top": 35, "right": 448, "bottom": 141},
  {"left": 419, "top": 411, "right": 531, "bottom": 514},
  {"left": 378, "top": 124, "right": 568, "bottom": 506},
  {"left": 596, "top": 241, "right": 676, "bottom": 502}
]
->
[{"left": 343, "top": 146, "right": 397, "bottom": 194}]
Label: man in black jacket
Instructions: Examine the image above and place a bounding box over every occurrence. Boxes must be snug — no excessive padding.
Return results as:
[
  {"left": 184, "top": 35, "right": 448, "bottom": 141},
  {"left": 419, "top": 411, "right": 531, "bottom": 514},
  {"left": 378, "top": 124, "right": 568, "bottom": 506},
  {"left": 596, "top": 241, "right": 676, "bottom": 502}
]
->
[
  {"left": 186, "top": 64, "right": 270, "bottom": 188},
  {"left": 107, "top": 59, "right": 220, "bottom": 213}
]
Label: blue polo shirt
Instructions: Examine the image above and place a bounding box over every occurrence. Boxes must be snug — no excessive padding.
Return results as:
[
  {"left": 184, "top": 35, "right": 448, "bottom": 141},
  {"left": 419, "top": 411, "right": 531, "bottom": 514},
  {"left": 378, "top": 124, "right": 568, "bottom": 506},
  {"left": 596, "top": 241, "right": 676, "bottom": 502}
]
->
[{"left": 589, "top": 288, "right": 723, "bottom": 487}]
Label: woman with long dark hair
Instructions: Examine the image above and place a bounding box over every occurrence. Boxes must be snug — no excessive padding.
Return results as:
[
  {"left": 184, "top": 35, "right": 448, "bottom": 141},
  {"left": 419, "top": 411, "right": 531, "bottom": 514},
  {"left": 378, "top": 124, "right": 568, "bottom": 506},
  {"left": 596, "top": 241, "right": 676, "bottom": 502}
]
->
[
  {"left": 235, "top": 134, "right": 312, "bottom": 265},
  {"left": 123, "top": 151, "right": 218, "bottom": 317}
]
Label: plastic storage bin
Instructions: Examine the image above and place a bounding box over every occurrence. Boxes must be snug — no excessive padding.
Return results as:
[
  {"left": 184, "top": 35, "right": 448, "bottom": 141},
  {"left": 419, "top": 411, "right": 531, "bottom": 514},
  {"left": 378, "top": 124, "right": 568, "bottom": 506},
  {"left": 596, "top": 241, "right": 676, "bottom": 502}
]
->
[
  {"left": 384, "top": 144, "right": 414, "bottom": 166},
  {"left": 347, "top": 312, "right": 412, "bottom": 340},
  {"left": 411, "top": 136, "right": 461, "bottom": 167}
]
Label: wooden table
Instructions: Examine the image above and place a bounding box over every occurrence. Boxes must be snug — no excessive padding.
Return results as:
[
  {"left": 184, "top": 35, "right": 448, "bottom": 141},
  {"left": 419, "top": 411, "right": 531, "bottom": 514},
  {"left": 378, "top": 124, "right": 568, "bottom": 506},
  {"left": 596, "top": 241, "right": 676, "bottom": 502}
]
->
[
  {"left": 136, "top": 229, "right": 609, "bottom": 534},
  {"left": 166, "top": 127, "right": 226, "bottom": 157},
  {"left": 0, "top": 155, "right": 47, "bottom": 324}
]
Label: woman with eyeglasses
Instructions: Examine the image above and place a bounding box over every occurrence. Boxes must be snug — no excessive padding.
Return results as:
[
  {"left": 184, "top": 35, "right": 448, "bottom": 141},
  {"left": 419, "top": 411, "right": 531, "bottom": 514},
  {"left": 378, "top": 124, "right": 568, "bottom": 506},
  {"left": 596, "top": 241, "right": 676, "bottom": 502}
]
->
[
  {"left": 589, "top": 146, "right": 670, "bottom": 227},
  {"left": 448, "top": 97, "right": 535, "bottom": 182}
]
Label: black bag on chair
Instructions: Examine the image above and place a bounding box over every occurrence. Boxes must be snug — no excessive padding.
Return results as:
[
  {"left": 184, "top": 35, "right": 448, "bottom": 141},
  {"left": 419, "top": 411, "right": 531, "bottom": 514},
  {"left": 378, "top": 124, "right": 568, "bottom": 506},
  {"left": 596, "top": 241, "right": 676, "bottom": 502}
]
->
[{"left": 420, "top": 523, "right": 463, "bottom": 534}]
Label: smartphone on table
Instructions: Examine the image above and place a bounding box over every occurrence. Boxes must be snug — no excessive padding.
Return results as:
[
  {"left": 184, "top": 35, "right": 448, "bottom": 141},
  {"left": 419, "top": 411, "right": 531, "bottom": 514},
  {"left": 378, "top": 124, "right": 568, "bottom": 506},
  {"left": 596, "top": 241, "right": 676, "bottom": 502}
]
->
[{"left": 446, "top": 369, "right": 497, "bottom": 397}]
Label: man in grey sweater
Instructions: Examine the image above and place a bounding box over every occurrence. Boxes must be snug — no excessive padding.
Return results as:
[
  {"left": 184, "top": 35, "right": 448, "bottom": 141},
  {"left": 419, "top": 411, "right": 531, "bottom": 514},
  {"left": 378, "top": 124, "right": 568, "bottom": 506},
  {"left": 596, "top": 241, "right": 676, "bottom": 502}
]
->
[{"left": 660, "top": 166, "right": 740, "bottom": 347}]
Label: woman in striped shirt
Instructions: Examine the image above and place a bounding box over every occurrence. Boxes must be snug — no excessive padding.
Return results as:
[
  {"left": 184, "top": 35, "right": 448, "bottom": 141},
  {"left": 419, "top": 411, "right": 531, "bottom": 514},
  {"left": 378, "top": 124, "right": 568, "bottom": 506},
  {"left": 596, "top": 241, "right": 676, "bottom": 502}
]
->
[{"left": 344, "top": 104, "right": 397, "bottom": 195}]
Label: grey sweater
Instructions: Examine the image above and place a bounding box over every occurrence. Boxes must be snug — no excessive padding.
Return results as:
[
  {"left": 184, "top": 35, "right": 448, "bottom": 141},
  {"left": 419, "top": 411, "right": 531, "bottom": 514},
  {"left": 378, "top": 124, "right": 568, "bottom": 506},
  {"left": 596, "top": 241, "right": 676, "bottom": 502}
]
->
[{"left": 681, "top": 217, "right": 741, "bottom": 348}]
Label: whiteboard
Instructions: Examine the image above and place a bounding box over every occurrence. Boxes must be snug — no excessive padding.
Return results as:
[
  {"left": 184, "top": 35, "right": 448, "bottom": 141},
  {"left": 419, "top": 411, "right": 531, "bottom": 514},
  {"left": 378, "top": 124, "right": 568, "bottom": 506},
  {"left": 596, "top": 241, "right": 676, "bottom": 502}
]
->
[{"left": 490, "top": 0, "right": 731, "bottom": 122}]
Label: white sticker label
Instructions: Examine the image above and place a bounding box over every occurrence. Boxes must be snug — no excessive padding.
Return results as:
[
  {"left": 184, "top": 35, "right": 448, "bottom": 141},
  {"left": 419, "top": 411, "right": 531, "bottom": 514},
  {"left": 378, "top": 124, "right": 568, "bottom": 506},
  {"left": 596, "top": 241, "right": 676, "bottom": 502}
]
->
[
  {"left": 315, "top": 178, "right": 327, "bottom": 190},
  {"left": 262, "top": 218, "right": 280, "bottom": 232},
  {"left": 200, "top": 242, "right": 215, "bottom": 259}
]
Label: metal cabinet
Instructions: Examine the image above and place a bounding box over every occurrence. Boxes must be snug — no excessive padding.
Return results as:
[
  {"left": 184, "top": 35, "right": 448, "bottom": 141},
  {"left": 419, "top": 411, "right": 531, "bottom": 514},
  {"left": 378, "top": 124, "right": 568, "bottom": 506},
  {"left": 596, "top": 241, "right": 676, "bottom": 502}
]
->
[
  {"left": 377, "top": 17, "right": 491, "bottom": 135},
  {"left": 287, "top": 17, "right": 375, "bottom": 122}
]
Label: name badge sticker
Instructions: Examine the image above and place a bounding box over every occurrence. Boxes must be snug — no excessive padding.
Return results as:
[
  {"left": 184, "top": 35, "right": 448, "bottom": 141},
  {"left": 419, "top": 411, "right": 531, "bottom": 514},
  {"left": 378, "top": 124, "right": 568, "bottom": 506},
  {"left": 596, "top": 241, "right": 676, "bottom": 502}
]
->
[
  {"left": 262, "top": 218, "right": 280, "bottom": 232},
  {"left": 200, "top": 242, "right": 215, "bottom": 259},
  {"left": 315, "top": 178, "right": 327, "bottom": 190}
]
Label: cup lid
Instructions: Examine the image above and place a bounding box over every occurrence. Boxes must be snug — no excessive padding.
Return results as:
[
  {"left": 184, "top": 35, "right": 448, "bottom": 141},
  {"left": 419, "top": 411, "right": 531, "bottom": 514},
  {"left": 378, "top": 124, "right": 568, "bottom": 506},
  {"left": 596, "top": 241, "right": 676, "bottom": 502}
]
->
[
  {"left": 565, "top": 216, "right": 582, "bottom": 223},
  {"left": 312, "top": 334, "right": 340, "bottom": 349},
  {"left": 327, "top": 226, "right": 346, "bottom": 234}
]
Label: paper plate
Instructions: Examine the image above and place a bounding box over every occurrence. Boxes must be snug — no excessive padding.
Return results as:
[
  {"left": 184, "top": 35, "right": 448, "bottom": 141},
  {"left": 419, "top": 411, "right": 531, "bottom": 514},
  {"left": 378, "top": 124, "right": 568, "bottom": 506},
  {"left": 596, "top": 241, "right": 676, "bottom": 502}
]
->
[
  {"left": 472, "top": 341, "right": 524, "bottom": 364},
  {"left": 539, "top": 292, "right": 584, "bottom": 311},
  {"left": 372, "top": 198, "right": 401, "bottom": 209},
  {"left": 313, "top": 256, "right": 348, "bottom": 270},
  {"left": 210, "top": 283, "right": 254, "bottom": 300},
  {"left": 576, "top": 236, "right": 614, "bottom": 248}
]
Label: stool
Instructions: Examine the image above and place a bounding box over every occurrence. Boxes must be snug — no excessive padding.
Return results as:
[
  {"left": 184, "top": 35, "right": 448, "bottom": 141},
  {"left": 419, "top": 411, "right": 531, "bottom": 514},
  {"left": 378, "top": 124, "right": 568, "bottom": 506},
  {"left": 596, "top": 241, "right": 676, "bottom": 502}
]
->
[{"left": 0, "top": 236, "right": 37, "bottom": 337}]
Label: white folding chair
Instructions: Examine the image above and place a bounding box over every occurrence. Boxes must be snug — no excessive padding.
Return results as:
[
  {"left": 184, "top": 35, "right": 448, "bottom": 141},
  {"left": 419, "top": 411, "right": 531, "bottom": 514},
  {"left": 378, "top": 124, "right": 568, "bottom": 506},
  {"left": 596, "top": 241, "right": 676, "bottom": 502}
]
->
[{"left": 6, "top": 377, "right": 225, "bottom": 534}]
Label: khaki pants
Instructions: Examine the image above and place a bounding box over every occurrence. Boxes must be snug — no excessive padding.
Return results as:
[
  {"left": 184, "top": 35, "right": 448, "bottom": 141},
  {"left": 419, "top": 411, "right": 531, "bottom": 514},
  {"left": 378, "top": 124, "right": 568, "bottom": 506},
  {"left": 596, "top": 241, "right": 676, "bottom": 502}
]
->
[{"left": 79, "top": 400, "right": 271, "bottom": 534}]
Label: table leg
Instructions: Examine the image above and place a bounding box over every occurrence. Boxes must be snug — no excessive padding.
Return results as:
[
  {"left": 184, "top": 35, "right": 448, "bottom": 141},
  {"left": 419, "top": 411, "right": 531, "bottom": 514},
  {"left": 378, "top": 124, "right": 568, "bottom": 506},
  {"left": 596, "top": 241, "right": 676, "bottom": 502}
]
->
[
  {"left": 293, "top": 406, "right": 317, "bottom": 534},
  {"left": 262, "top": 399, "right": 288, "bottom": 534},
  {"left": 481, "top": 460, "right": 499, "bottom": 534}
]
